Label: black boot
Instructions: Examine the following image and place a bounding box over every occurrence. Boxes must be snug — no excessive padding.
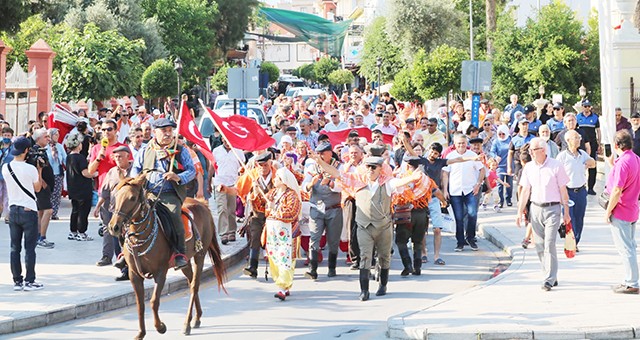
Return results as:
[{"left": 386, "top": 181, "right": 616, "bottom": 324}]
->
[
  {"left": 359, "top": 269, "right": 370, "bottom": 301},
  {"left": 412, "top": 250, "right": 422, "bottom": 276},
  {"left": 327, "top": 252, "right": 337, "bottom": 277},
  {"left": 398, "top": 247, "right": 413, "bottom": 277},
  {"left": 173, "top": 220, "right": 188, "bottom": 270},
  {"left": 376, "top": 268, "right": 389, "bottom": 296},
  {"left": 243, "top": 258, "right": 258, "bottom": 279},
  {"left": 305, "top": 250, "right": 318, "bottom": 280}
]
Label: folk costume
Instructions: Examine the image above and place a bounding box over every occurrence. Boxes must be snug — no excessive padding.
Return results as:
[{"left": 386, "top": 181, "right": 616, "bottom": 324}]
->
[
  {"left": 266, "top": 168, "right": 302, "bottom": 300},
  {"left": 132, "top": 118, "right": 195, "bottom": 270},
  {"left": 303, "top": 142, "right": 343, "bottom": 279},
  {"left": 235, "top": 152, "right": 276, "bottom": 278},
  {"left": 393, "top": 156, "right": 437, "bottom": 276}
]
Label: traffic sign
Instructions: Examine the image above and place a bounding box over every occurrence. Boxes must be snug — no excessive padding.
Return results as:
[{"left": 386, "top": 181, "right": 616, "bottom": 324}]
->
[
  {"left": 461, "top": 61, "right": 492, "bottom": 93},
  {"left": 471, "top": 93, "right": 481, "bottom": 128},
  {"left": 228, "top": 68, "right": 260, "bottom": 99},
  {"left": 239, "top": 99, "right": 248, "bottom": 117}
]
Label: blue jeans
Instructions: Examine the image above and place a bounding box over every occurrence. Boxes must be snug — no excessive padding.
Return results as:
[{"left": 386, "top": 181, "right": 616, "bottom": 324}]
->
[
  {"left": 9, "top": 205, "right": 39, "bottom": 283},
  {"left": 610, "top": 216, "right": 638, "bottom": 288},
  {"left": 450, "top": 192, "right": 478, "bottom": 246},
  {"left": 567, "top": 187, "right": 587, "bottom": 244},
  {"left": 497, "top": 174, "right": 513, "bottom": 205}
]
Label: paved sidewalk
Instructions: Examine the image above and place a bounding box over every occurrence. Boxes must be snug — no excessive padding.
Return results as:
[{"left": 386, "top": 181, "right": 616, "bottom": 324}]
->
[
  {"left": 0, "top": 198, "right": 248, "bottom": 335},
  {"left": 388, "top": 180, "right": 640, "bottom": 339}
]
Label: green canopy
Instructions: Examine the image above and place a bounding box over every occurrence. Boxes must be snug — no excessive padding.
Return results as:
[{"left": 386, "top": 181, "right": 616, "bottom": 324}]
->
[{"left": 258, "top": 7, "right": 352, "bottom": 57}]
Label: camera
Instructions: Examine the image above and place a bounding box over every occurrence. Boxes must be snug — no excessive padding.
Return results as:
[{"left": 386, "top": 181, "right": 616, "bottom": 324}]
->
[{"left": 26, "top": 145, "right": 49, "bottom": 167}]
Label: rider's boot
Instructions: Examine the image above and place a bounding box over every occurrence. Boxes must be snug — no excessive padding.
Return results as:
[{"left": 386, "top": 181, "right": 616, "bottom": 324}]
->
[{"left": 174, "top": 224, "right": 188, "bottom": 270}]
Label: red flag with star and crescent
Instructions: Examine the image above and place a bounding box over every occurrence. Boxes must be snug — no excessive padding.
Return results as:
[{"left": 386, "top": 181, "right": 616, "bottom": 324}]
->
[
  {"left": 177, "top": 100, "right": 215, "bottom": 163},
  {"left": 202, "top": 104, "right": 275, "bottom": 151}
]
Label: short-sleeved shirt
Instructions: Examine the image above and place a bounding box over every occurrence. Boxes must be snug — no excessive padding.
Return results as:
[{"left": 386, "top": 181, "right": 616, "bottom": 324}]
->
[
  {"left": 519, "top": 156, "right": 569, "bottom": 204},
  {"left": 443, "top": 150, "right": 484, "bottom": 196},
  {"left": 576, "top": 112, "right": 600, "bottom": 142},
  {"left": 556, "top": 149, "right": 591, "bottom": 188},
  {"left": 89, "top": 142, "right": 130, "bottom": 194},
  {"left": 418, "top": 157, "right": 448, "bottom": 188},
  {"left": 527, "top": 119, "right": 542, "bottom": 136},
  {"left": 66, "top": 153, "right": 93, "bottom": 200},
  {"left": 606, "top": 150, "right": 640, "bottom": 222},
  {"left": 2, "top": 160, "right": 38, "bottom": 211}
]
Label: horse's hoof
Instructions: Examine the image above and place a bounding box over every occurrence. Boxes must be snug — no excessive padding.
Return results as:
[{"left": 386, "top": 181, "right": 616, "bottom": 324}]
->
[
  {"left": 193, "top": 319, "right": 201, "bottom": 328},
  {"left": 134, "top": 332, "right": 145, "bottom": 340},
  {"left": 183, "top": 324, "right": 191, "bottom": 335},
  {"left": 156, "top": 322, "right": 167, "bottom": 334}
]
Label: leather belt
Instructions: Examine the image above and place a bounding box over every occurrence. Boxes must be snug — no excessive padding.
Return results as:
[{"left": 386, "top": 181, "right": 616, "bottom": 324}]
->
[
  {"left": 327, "top": 204, "right": 342, "bottom": 210},
  {"left": 531, "top": 201, "right": 560, "bottom": 207},
  {"left": 567, "top": 185, "right": 585, "bottom": 193}
]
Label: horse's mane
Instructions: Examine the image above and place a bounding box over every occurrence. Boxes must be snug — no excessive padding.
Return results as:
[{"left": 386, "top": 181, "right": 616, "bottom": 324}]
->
[{"left": 115, "top": 174, "right": 146, "bottom": 190}]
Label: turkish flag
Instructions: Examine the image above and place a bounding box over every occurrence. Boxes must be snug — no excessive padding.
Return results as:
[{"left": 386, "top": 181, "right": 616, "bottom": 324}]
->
[
  {"left": 319, "top": 126, "right": 395, "bottom": 147},
  {"left": 202, "top": 104, "right": 275, "bottom": 151},
  {"left": 177, "top": 101, "right": 215, "bottom": 163}
]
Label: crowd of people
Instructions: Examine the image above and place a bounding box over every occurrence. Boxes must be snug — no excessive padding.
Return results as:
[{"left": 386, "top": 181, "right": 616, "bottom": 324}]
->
[{"left": 6, "top": 86, "right": 640, "bottom": 299}]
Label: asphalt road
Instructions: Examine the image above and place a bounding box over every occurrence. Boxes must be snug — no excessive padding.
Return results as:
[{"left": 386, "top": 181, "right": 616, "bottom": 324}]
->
[{"left": 11, "top": 230, "right": 506, "bottom": 340}]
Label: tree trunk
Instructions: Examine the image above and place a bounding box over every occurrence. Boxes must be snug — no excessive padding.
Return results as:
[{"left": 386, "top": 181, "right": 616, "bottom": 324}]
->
[{"left": 486, "top": 0, "right": 497, "bottom": 59}]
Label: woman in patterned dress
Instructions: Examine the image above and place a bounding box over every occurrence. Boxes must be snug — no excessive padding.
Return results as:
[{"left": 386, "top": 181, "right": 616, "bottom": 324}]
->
[{"left": 265, "top": 167, "right": 302, "bottom": 301}]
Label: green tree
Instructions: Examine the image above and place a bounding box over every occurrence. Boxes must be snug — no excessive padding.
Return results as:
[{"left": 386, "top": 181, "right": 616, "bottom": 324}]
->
[
  {"left": 387, "top": 0, "right": 467, "bottom": 58},
  {"left": 1, "top": 15, "right": 60, "bottom": 67},
  {"left": 411, "top": 45, "right": 469, "bottom": 101},
  {"left": 211, "top": 0, "right": 260, "bottom": 57},
  {"left": 260, "top": 61, "right": 280, "bottom": 83},
  {"left": 211, "top": 64, "right": 232, "bottom": 92},
  {"left": 390, "top": 67, "right": 420, "bottom": 102},
  {"left": 294, "top": 63, "right": 315, "bottom": 81},
  {"left": 491, "top": 1, "right": 595, "bottom": 105},
  {"left": 0, "top": 0, "right": 30, "bottom": 33},
  {"left": 359, "top": 16, "right": 405, "bottom": 84},
  {"left": 63, "top": 0, "right": 168, "bottom": 66},
  {"left": 328, "top": 69, "right": 354, "bottom": 86},
  {"left": 147, "top": 0, "right": 219, "bottom": 86},
  {"left": 141, "top": 59, "right": 178, "bottom": 100},
  {"left": 52, "top": 23, "right": 145, "bottom": 101},
  {"left": 313, "top": 56, "right": 340, "bottom": 85}
]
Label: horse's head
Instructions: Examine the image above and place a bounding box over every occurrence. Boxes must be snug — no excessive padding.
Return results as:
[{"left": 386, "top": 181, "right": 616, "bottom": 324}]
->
[{"left": 108, "top": 174, "right": 148, "bottom": 237}]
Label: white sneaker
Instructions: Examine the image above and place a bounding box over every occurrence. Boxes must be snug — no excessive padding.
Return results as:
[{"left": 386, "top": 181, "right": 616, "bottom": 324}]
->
[
  {"left": 37, "top": 239, "right": 55, "bottom": 249},
  {"left": 482, "top": 203, "right": 487, "bottom": 211},
  {"left": 75, "top": 233, "right": 93, "bottom": 241},
  {"left": 493, "top": 205, "right": 501, "bottom": 213},
  {"left": 24, "top": 281, "right": 44, "bottom": 291},
  {"left": 68, "top": 232, "right": 77, "bottom": 240},
  {"left": 13, "top": 282, "right": 23, "bottom": 291}
]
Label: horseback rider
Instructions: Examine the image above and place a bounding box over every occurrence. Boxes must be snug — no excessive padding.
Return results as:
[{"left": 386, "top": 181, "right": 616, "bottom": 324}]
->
[{"left": 131, "top": 118, "right": 195, "bottom": 270}]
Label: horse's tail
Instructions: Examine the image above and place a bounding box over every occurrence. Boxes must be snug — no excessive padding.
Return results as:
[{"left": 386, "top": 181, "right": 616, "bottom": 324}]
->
[{"left": 208, "top": 229, "right": 228, "bottom": 295}]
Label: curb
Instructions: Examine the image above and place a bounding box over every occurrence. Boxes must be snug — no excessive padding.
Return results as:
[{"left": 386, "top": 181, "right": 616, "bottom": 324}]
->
[
  {"left": 0, "top": 243, "right": 249, "bottom": 335},
  {"left": 387, "top": 223, "right": 640, "bottom": 339}
]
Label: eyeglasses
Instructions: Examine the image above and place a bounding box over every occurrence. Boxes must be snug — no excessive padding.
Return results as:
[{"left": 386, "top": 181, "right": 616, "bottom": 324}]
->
[
  {"left": 331, "top": 115, "right": 337, "bottom": 117},
  {"left": 530, "top": 147, "right": 544, "bottom": 152},
  {"left": 366, "top": 164, "right": 379, "bottom": 170},
  {"left": 122, "top": 115, "right": 129, "bottom": 117},
  {"left": 426, "top": 124, "right": 435, "bottom": 127},
  {"left": 102, "top": 127, "right": 114, "bottom": 132}
]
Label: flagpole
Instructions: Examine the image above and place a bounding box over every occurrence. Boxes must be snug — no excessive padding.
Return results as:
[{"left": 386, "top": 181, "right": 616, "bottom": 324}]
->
[
  {"left": 198, "top": 99, "right": 269, "bottom": 201},
  {"left": 169, "top": 100, "right": 183, "bottom": 171}
]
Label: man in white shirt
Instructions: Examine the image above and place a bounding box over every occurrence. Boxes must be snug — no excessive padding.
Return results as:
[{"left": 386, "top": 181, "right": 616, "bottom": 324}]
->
[
  {"left": 442, "top": 134, "right": 485, "bottom": 252},
  {"left": 360, "top": 103, "right": 376, "bottom": 127},
  {"left": 373, "top": 112, "right": 398, "bottom": 136},
  {"left": 212, "top": 139, "right": 245, "bottom": 244},
  {"left": 323, "top": 110, "right": 348, "bottom": 132},
  {"left": 3, "top": 137, "right": 44, "bottom": 291}
]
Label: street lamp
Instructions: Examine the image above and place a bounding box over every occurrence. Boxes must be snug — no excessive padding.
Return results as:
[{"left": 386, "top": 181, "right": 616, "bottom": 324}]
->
[
  {"left": 174, "top": 57, "right": 184, "bottom": 100},
  {"left": 376, "top": 57, "right": 382, "bottom": 94},
  {"left": 579, "top": 83, "right": 587, "bottom": 102}
]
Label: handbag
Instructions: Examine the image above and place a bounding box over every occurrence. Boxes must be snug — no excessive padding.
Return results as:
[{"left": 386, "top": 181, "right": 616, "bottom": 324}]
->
[
  {"left": 564, "top": 221, "right": 576, "bottom": 259},
  {"left": 393, "top": 203, "right": 413, "bottom": 225},
  {"left": 598, "top": 191, "right": 610, "bottom": 210}
]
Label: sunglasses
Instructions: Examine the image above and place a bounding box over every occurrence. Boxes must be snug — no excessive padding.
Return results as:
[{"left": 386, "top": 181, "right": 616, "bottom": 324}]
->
[
  {"left": 121, "top": 114, "right": 129, "bottom": 117},
  {"left": 102, "top": 127, "right": 114, "bottom": 132},
  {"left": 553, "top": 108, "right": 560, "bottom": 111},
  {"left": 366, "top": 164, "right": 379, "bottom": 170},
  {"left": 483, "top": 123, "right": 491, "bottom": 126}
]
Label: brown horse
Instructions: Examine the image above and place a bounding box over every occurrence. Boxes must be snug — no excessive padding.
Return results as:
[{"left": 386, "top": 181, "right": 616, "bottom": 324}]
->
[{"left": 108, "top": 175, "right": 226, "bottom": 339}]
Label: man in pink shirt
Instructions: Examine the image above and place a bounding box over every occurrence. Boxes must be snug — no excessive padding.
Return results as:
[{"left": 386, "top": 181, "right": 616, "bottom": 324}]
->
[
  {"left": 516, "top": 137, "right": 570, "bottom": 291},
  {"left": 605, "top": 130, "right": 640, "bottom": 294}
]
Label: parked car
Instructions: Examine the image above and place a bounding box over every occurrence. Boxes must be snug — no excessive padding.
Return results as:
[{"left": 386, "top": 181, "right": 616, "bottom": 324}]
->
[
  {"left": 286, "top": 86, "right": 309, "bottom": 98},
  {"left": 198, "top": 104, "right": 271, "bottom": 149},
  {"left": 292, "top": 88, "right": 325, "bottom": 102},
  {"left": 213, "top": 95, "right": 260, "bottom": 110}
]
